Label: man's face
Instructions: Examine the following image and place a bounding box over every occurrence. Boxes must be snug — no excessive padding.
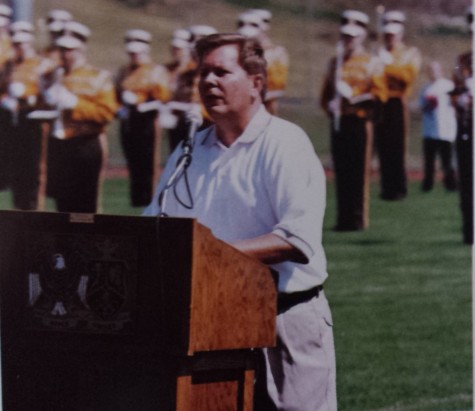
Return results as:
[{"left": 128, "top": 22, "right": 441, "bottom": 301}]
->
[
  {"left": 198, "top": 44, "right": 256, "bottom": 118},
  {"left": 60, "top": 47, "right": 82, "bottom": 69},
  {"left": 13, "top": 42, "right": 28, "bottom": 58}
]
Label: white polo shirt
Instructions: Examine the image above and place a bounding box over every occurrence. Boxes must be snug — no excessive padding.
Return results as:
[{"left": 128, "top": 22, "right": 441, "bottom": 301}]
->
[{"left": 144, "top": 105, "right": 328, "bottom": 293}]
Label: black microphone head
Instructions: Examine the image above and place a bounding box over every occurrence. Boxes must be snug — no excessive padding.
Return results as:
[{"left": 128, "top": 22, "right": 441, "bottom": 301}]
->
[{"left": 185, "top": 105, "right": 203, "bottom": 127}]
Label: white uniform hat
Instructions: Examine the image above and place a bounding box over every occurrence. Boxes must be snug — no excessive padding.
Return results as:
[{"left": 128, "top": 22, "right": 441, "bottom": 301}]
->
[
  {"left": 237, "top": 11, "right": 264, "bottom": 28},
  {"left": 248, "top": 8, "right": 272, "bottom": 31},
  {"left": 55, "top": 35, "right": 83, "bottom": 50},
  {"left": 47, "top": 9, "right": 72, "bottom": 23},
  {"left": 237, "top": 11, "right": 265, "bottom": 38},
  {"left": 0, "top": 4, "right": 12, "bottom": 18},
  {"left": 171, "top": 37, "right": 190, "bottom": 49},
  {"left": 64, "top": 21, "right": 90, "bottom": 42},
  {"left": 48, "top": 21, "right": 65, "bottom": 33},
  {"left": 383, "top": 22, "right": 404, "bottom": 35},
  {"left": 341, "top": 10, "right": 369, "bottom": 28},
  {"left": 250, "top": 8, "right": 272, "bottom": 23},
  {"left": 10, "top": 21, "right": 34, "bottom": 34},
  {"left": 383, "top": 10, "right": 406, "bottom": 25},
  {"left": 11, "top": 31, "right": 34, "bottom": 44},
  {"left": 173, "top": 28, "right": 192, "bottom": 42},
  {"left": 340, "top": 24, "right": 366, "bottom": 37},
  {"left": 124, "top": 29, "right": 152, "bottom": 44},
  {"left": 125, "top": 41, "right": 150, "bottom": 54},
  {"left": 188, "top": 24, "right": 217, "bottom": 40}
]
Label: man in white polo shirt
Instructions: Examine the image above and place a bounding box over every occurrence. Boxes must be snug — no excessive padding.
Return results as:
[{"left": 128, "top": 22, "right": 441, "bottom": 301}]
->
[{"left": 144, "top": 33, "right": 336, "bottom": 411}]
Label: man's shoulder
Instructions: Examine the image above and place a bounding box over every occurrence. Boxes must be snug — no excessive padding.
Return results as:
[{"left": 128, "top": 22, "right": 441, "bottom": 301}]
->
[{"left": 268, "top": 115, "right": 308, "bottom": 139}]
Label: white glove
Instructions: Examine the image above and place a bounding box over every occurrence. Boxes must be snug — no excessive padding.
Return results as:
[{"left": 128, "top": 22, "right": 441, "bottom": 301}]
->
[
  {"left": 378, "top": 48, "right": 394, "bottom": 65},
  {"left": 57, "top": 86, "right": 78, "bottom": 110},
  {"left": 328, "top": 98, "right": 340, "bottom": 115},
  {"left": 43, "top": 84, "right": 61, "bottom": 106},
  {"left": 8, "top": 82, "right": 26, "bottom": 99},
  {"left": 0, "top": 96, "right": 18, "bottom": 113},
  {"left": 44, "top": 85, "right": 78, "bottom": 109},
  {"left": 122, "top": 90, "right": 138, "bottom": 106},
  {"left": 336, "top": 80, "right": 353, "bottom": 99},
  {"left": 159, "top": 109, "right": 178, "bottom": 129}
]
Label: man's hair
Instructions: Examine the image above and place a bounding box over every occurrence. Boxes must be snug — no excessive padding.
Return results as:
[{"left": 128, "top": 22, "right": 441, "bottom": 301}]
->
[{"left": 195, "top": 33, "right": 267, "bottom": 100}]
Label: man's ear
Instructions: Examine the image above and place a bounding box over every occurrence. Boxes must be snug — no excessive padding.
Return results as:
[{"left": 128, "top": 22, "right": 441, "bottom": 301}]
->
[{"left": 250, "top": 73, "right": 265, "bottom": 99}]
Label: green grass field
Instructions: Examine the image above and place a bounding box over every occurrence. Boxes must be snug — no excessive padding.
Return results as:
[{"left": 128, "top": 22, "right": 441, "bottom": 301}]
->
[{"left": 0, "top": 177, "right": 471, "bottom": 411}]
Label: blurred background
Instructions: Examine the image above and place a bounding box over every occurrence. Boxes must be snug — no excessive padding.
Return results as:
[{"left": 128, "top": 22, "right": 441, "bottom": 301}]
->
[{"left": 25, "top": 0, "right": 473, "bottom": 170}]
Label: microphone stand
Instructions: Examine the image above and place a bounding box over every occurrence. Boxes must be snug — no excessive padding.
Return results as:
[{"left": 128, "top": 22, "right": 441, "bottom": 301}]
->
[{"left": 158, "top": 109, "right": 202, "bottom": 217}]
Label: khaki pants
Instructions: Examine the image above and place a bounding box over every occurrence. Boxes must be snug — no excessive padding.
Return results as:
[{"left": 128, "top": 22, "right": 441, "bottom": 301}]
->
[{"left": 263, "top": 291, "right": 337, "bottom": 411}]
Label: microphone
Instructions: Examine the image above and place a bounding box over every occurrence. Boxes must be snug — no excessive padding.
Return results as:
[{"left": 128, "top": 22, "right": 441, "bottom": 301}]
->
[{"left": 182, "top": 105, "right": 203, "bottom": 154}]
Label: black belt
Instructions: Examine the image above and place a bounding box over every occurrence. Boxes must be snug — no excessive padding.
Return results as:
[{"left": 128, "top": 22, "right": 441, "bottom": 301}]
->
[{"left": 277, "top": 285, "right": 323, "bottom": 313}]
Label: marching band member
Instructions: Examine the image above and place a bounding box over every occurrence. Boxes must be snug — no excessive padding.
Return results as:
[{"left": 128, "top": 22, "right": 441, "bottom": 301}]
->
[
  {"left": 375, "top": 12, "right": 421, "bottom": 201},
  {"left": 320, "top": 15, "right": 386, "bottom": 231},
  {"left": 237, "top": 9, "right": 289, "bottom": 115},
  {"left": 0, "top": 31, "right": 53, "bottom": 209},
  {"left": 115, "top": 29, "right": 170, "bottom": 207},
  {"left": 42, "top": 25, "right": 117, "bottom": 213}
]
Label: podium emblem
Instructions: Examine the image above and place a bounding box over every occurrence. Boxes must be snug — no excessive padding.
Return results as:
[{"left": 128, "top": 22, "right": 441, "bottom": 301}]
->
[
  {"left": 86, "top": 260, "right": 127, "bottom": 320},
  {"left": 26, "top": 232, "right": 137, "bottom": 334}
]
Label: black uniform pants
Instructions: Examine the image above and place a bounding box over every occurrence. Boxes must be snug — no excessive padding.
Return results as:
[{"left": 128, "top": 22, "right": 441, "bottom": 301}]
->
[
  {"left": 47, "top": 134, "right": 102, "bottom": 214},
  {"left": 422, "top": 138, "right": 457, "bottom": 191},
  {"left": 455, "top": 124, "right": 473, "bottom": 244},
  {"left": 376, "top": 98, "right": 408, "bottom": 200},
  {"left": 331, "top": 115, "right": 372, "bottom": 231},
  {"left": 4, "top": 110, "right": 42, "bottom": 210},
  {"left": 120, "top": 111, "right": 156, "bottom": 207}
]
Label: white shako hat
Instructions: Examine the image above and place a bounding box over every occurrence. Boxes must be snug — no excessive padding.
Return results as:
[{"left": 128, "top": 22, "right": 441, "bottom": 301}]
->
[
  {"left": 340, "top": 24, "right": 366, "bottom": 37},
  {"left": 47, "top": 9, "right": 72, "bottom": 23},
  {"left": 188, "top": 24, "right": 217, "bottom": 41},
  {"left": 237, "top": 11, "right": 264, "bottom": 29},
  {"left": 383, "top": 10, "right": 406, "bottom": 25},
  {"left": 124, "top": 29, "right": 152, "bottom": 44},
  {"left": 11, "top": 31, "right": 34, "bottom": 44},
  {"left": 0, "top": 4, "right": 12, "bottom": 18},
  {"left": 341, "top": 10, "right": 369, "bottom": 28},
  {"left": 237, "top": 11, "right": 264, "bottom": 38},
  {"left": 173, "top": 28, "right": 192, "bottom": 42},
  {"left": 125, "top": 40, "right": 150, "bottom": 53},
  {"left": 55, "top": 35, "right": 84, "bottom": 50},
  {"left": 383, "top": 22, "right": 404, "bottom": 35},
  {"left": 63, "top": 21, "right": 91, "bottom": 42},
  {"left": 248, "top": 8, "right": 272, "bottom": 30},
  {"left": 171, "top": 37, "right": 190, "bottom": 49},
  {"left": 10, "top": 21, "right": 34, "bottom": 34},
  {"left": 249, "top": 8, "right": 272, "bottom": 24}
]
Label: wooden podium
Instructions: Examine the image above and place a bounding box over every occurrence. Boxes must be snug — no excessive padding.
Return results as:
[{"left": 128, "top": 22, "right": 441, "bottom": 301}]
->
[{"left": 0, "top": 211, "right": 276, "bottom": 411}]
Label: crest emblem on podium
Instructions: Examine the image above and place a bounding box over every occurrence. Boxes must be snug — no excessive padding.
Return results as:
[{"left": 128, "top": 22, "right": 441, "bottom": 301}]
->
[
  {"left": 86, "top": 260, "right": 127, "bottom": 320},
  {"left": 26, "top": 233, "right": 137, "bottom": 334}
]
